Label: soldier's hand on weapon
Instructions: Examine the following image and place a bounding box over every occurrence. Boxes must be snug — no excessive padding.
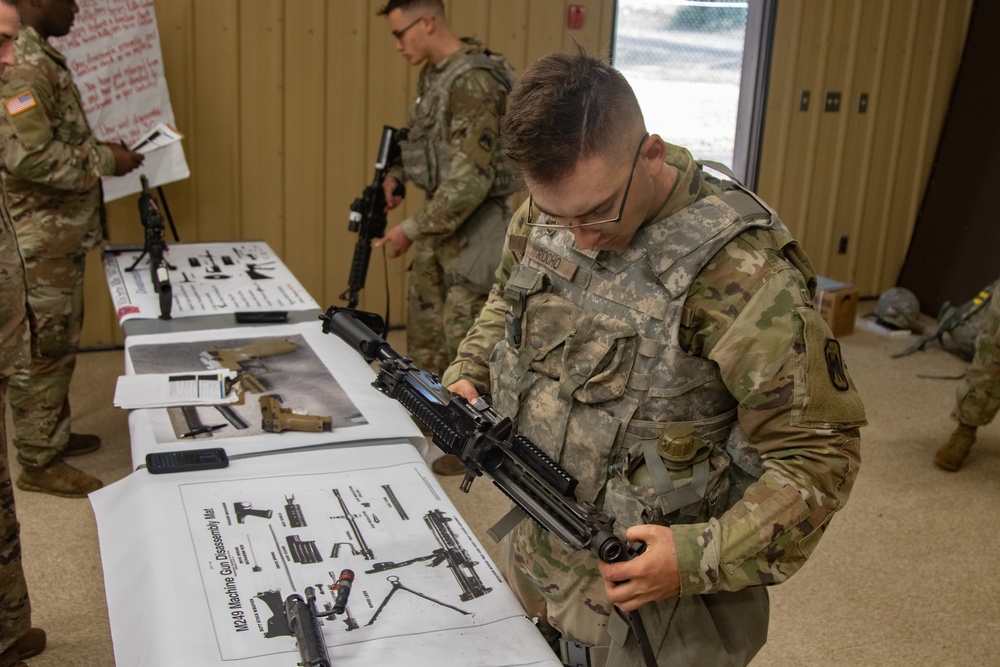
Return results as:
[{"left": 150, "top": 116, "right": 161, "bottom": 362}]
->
[
  {"left": 372, "top": 224, "right": 412, "bottom": 259},
  {"left": 597, "top": 524, "right": 680, "bottom": 613},
  {"left": 382, "top": 174, "right": 405, "bottom": 211},
  {"left": 447, "top": 379, "right": 481, "bottom": 403},
  {"left": 110, "top": 143, "right": 145, "bottom": 176}
]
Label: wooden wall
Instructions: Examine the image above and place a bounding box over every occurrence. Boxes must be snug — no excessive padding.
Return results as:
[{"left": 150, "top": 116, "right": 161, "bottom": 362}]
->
[
  {"left": 81, "top": 0, "right": 971, "bottom": 346},
  {"left": 756, "top": 0, "right": 973, "bottom": 296}
]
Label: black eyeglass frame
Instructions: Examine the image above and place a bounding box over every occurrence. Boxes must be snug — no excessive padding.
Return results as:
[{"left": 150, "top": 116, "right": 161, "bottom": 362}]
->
[
  {"left": 526, "top": 132, "right": 650, "bottom": 229},
  {"left": 391, "top": 15, "right": 430, "bottom": 42}
]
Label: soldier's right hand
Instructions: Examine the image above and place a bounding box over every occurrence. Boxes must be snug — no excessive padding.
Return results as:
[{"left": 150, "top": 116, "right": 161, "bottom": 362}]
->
[
  {"left": 447, "top": 379, "right": 480, "bottom": 403},
  {"left": 382, "top": 175, "right": 404, "bottom": 211},
  {"left": 110, "top": 144, "right": 145, "bottom": 176}
]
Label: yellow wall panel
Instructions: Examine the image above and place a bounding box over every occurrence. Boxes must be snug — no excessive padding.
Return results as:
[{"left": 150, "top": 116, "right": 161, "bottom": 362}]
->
[
  {"left": 238, "top": 1, "right": 285, "bottom": 253},
  {"left": 758, "top": 0, "right": 972, "bottom": 296}
]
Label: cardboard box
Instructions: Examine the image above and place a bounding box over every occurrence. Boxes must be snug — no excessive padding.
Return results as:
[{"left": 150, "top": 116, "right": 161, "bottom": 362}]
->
[{"left": 815, "top": 276, "right": 859, "bottom": 337}]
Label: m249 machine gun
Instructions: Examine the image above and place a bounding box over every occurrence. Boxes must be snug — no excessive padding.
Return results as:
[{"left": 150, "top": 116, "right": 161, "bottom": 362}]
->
[
  {"left": 319, "top": 306, "right": 658, "bottom": 667},
  {"left": 125, "top": 174, "right": 173, "bottom": 319},
  {"left": 340, "top": 125, "right": 404, "bottom": 310}
]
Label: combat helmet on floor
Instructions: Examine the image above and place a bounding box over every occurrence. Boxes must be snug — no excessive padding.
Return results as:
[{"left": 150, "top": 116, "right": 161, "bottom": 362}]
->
[{"left": 874, "top": 287, "right": 922, "bottom": 332}]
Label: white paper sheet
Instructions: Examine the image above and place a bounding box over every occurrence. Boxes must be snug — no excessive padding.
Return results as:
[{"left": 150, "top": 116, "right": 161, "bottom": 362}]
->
[
  {"left": 90, "top": 444, "right": 560, "bottom": 667},
  {"left": 104, "top": 241, "right": 319, "bottom": 322},
  {"left": 113, "top": 370, "right": 239, "bottom": 409}
]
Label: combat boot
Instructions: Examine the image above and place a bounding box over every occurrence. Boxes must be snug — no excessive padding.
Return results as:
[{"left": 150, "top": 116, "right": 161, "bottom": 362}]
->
[
  {"left": 16, "top": 459, "right": 104, "bottom": 498},
  {"left": 64, "top": 432, "right": 102, "bottom": 457},
  {"left": 14, "top": 628, "right": 45, "bottom": 660},
  {"left": 0, "top": 646, "right": 26, "bottom": 667},
  {"left": 934, "top": 423, "right": 977, "bottom": 471}
]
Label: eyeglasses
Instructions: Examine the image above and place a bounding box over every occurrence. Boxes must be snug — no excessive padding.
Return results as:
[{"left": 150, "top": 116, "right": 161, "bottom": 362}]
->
[
  {"left": 527, "top": 132, "right": 649, "bottom": 229},
  {"left": 391, "top": 15, "right": 429, "bottom": 42}
]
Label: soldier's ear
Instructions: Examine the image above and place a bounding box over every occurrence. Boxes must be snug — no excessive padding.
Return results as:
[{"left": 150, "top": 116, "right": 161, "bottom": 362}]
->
[{"left": 643, "top": 135, "right": 666, "bottom": 176}]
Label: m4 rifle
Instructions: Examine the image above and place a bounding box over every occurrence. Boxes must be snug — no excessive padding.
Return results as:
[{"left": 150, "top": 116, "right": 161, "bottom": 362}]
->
[
  {"left": 341, "top": 125, "right": 404, "bottom": 310},
  {"left": 319, "top": 306, "right": 657, "bottom": 667}
]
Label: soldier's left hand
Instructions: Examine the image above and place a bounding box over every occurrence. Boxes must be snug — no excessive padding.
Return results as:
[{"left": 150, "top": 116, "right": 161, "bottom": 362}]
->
[
  {"left": 597, "top": 523, "right": 681, "bottom": 612},
  {"left": 372, "top": 224, "right": 412, "bottom": 259}
]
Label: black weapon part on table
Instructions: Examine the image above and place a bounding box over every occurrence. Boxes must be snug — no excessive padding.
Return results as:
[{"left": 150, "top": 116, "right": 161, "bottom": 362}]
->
[
  {"left": 330, "top": 488, "right": 374, "bottom": 561},
  {"left": 286, "top": 571, "right": 356, "bottom": 667},
  {"left": 382, "top": 484, "right": 408, "bottom": 520},
  {"left": 215, "top": 404, "right": 251, "bottom": 430},
  {"left": 285, "top": 495, "right": 307, "bottom": 528},
  {"left": 188, "top": 257, "right": 201, "bottom": 267},
  {"left": 222, "top": 255, "right": 234, "bottom": 266},
  {"left": 365, "top": 509, "right": 491, "bottom": 603},
  {"left": 125, "top": 175, "right": 174, "bottom": 320},
  {"left": 287, "top": 535, "right": 323, "bottom": 564},
  {"left": 320, "top": 305, "right": 658, "bottom": 667},
  {"left": 364, "top": 575, "right": 470, "bottom": 627},
  {"left": 234, "top": 501, "right": 273, "bottom": 523}
]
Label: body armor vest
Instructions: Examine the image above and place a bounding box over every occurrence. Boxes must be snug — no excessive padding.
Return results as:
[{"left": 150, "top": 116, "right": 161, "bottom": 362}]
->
[
  {"left": 491, "top": 185, "right": 805, "bottom": 535},
  {"left": 400, "top": 42, "right": 521, "bottom": 197}
]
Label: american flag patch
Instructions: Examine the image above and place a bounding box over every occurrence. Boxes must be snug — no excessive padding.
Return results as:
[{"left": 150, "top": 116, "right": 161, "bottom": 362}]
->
[{"left": 4, "top": 91, "right": 37, "bottom": 116}]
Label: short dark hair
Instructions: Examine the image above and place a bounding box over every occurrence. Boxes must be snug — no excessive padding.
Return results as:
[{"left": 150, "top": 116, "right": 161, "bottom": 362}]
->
[
  {"left": 377, "top": 0, "right": 444, "bottom": 17},
  {"left": 501, "top": 50, "right": 645, "bottom": 185}
]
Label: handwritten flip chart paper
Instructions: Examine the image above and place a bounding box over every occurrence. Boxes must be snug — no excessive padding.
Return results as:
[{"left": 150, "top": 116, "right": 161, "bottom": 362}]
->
[{"left": 51, "top": 0, "right": 190, "bottom": 202}]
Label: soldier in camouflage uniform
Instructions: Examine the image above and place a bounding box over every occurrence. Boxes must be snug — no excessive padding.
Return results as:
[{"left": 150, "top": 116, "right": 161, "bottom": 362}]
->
[
  {"left": 374, "top": 0, "right": 521, "bottom": 475},
  {"left": 0, "top": 3, "right": 46, "bottom": 665},
  {"left": 0, "top": 0, "right": 142, "bottom": 498},
  {"left": 935, "top": 285, "right": 1000, "bottom": 471},
  {"left": 442, "top": 52, "right": 864, "bottom": 666}
]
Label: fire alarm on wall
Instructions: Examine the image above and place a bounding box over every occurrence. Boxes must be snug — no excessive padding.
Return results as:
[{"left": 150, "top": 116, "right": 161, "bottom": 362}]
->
[{"left": 568, "top": 5, "right": 585, "bottom": 30}]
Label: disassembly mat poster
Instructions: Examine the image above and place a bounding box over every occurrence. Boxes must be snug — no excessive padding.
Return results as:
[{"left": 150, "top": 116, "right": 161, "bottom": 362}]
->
[
  {"left": 104, "top": 241, "right": 318, "bottom": 322},
  {"left": 181, "top": 462, "right": 510, "bottom": 661}
]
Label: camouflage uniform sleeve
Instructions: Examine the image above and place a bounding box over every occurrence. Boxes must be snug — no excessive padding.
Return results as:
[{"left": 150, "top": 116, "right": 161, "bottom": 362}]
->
[
  {"left": 0, "top": 62, "right": 115, "bottom": 192},
  {"left": 400, "top": 67, "right": 501, "bottom": 241},
  {"left": 440, "top": 198, "right": 530, "bottom": 391},
  {"left": 670, "top": 227, "right": 865, "bottom": 596}
]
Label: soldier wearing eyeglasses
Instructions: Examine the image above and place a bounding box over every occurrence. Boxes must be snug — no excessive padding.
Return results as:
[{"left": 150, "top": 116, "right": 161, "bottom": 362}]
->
[
  {"left": 374, "top": 0, "right": 521, "bottom": 475},
  {"left": 442, "top": 51, "right": 865, "bottom": 666}
]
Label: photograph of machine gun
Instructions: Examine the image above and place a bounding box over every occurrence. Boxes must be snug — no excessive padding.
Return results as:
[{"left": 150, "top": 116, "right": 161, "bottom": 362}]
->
[
  {"left": 321, "top": 306, "right": 658, "bottom": 666},
  {"left": 127, "top": 332, "right": 363, "bottom": 442}
]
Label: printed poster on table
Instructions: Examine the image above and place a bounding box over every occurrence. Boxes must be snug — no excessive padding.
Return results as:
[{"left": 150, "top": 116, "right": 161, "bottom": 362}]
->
[
  {"left": 181, "top": 462, "right": 509, "bottom": 661},
  {"left": 104, "top": 241, "right": 319, "bottom": 322}
]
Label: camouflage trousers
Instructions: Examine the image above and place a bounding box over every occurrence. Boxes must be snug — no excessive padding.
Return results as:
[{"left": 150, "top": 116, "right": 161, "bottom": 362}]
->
[
  {"left": 500, "top": 519, "right": 613, "bottom": 655},
  {"left": 406, "top": 239, "right": 488, "bottom": 375},
  {"left": 0, "top": 377, "right": 32, "bottom": 652},
  {"left": 8, "top": 253, "right": 86, "bottom": 468},
  {"left": 954, "top": 291, "right": 1000, "bottom": 427}
]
